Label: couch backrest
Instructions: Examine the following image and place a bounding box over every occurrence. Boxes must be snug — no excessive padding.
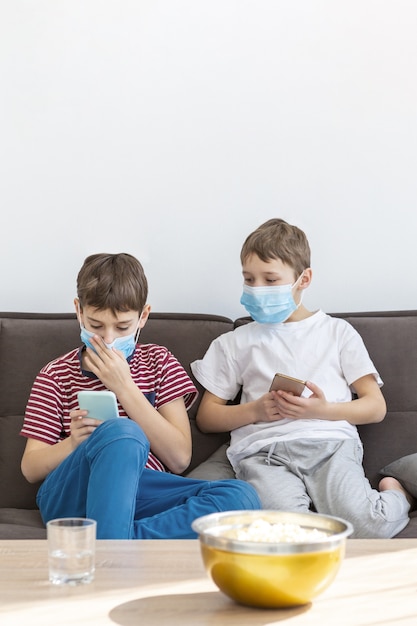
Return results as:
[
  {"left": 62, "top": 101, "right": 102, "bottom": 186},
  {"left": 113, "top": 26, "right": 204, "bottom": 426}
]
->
[
  {"left": 235, "top": 310, "right": 417, "bottom": 486},
  {"left": 0, "top": 312, "right": 234, "bottom": 509},
  {"left": 0, "top": 314, "right": 81, "bottom": 509},
  {"left": 2, "top": 309, "right": 416, "bottom": 511},
  {"left": 332, "top": 310, "right": 417, "bottom": 486}
]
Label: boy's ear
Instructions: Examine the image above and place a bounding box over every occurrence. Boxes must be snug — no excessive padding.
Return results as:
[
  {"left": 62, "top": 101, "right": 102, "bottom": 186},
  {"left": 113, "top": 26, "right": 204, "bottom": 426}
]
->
[
  {"left": 74, "top": 298, "right": 82, "bottom": 320},
  {"left": 300, "top": 268, "right": 312, "bottom": 289},
  {"left": 139, "top": 304, "right": 151, "bottom": 328}
]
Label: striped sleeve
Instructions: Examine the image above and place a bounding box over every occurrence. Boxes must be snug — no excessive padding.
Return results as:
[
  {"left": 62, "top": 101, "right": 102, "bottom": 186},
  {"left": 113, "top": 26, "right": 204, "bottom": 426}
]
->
[
  {"left": 21, "top": 372, "right": 66, "bottom": 444},
  {"left": 157, "top": 352, "right": 198, "bottom": 410},
  {"left": 133, "top": 344, "right": 198, "bottom": 411}
]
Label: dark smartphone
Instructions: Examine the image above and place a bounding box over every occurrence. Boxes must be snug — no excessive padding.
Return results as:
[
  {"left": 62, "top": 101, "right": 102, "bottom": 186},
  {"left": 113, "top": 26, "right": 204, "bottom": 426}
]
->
[
  {"left": 269, "top": 373, "right": 306, "bottom": 396},
  {"left": 77, "top": 390, "right": 119, "bottom": 421}
]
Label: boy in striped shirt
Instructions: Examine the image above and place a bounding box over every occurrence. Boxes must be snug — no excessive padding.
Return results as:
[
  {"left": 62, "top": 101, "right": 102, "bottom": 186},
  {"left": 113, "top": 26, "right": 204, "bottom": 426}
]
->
[{"left": 20, "top": 253, "right": 260, "bottom": 538}]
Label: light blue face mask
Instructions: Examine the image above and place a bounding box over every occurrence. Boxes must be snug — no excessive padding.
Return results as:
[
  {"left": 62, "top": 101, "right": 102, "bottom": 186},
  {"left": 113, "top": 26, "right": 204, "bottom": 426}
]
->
[
  {"left": 240, "top": 274, "right": 304, "bottom": 324},
  {"left": 80, "top": 320, "right": 141, "bottom": 360}
]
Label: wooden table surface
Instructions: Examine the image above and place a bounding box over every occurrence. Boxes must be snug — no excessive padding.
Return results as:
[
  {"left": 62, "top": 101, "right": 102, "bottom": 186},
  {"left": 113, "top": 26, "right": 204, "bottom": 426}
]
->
[{"left": 1, "top": 539, "right": 417, "bottom": 625}]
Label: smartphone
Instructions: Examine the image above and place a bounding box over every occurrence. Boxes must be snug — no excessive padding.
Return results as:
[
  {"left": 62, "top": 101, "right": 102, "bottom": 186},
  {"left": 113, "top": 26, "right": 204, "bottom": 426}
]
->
[
  {"left": 77, "top": 390, "right": 120, "bottom": 421},
  {"left": 269, "top": 373, "right": 306, "bottom": 396}
]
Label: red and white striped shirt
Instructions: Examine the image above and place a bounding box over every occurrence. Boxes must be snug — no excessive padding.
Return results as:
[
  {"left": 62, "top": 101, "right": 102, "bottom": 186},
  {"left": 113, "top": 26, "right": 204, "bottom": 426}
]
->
[{"left": 20, "top": 343, "right": 198, "bottom": 472}]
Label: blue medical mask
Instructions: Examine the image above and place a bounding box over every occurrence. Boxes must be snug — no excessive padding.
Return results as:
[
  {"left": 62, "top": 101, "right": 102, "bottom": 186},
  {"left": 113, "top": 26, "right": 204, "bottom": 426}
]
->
[
  {"left": 79, "top": 317, "right": 141, "bottom": 360},
  {"left": 240, "top": 274, "right": 304, "bottom": 324}
]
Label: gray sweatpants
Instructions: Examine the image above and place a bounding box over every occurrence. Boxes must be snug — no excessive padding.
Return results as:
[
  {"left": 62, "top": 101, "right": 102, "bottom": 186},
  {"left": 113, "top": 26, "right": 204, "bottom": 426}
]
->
[{"left": 235, "top": 438, "right": 410, "bottom": 538}]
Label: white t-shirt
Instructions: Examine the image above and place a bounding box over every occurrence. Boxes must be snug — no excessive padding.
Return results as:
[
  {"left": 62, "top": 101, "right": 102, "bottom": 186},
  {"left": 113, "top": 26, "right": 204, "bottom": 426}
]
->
[{"left": 191, "top": 310, "right": 382, "bottom": 469}]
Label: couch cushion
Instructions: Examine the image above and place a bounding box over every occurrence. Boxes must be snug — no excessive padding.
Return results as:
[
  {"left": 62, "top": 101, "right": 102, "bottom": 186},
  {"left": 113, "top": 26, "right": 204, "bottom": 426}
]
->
[
  {"left": 0, "top": 507, "right": 46, "bottom": 539},
  {"left": 0, "top": 314, "right": 81, "bottom": 417},
  {"left": 331, "top": 311, "right": 417, "bottom": 412},
  {"left": 0, "top": 415, "right": 40, "bottom": 509},
  {"left": 380, "top": 453, "right": 417, "bottom": 498},
  {"left": 394, "top": 512, "right": 417, "bottom": 538},
  {"left": 141, "top": 313, "right": 234, "bottom": 472},
  {"left": 140, "top": 313, "right": 234, "bottom": 421},
  {"left": 0, "top": 506, "right": 44, "bottom": 526},
  {"left": 186, "top": 443, "right": 235, "bottom": 480},
  {"left": 186, "top": 423, "right": 230, "bottom": 474},
  {"left": 358, "top": 411, "right": 417, "bottom": 488}
]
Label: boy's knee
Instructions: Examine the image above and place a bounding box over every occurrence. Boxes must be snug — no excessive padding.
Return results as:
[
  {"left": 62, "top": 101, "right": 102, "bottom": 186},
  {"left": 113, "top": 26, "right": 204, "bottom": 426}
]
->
[
  {"left": 218, "top": 479, "right": 262, "bottom": 510},
  {"left": 98, "top": 417, "right": 145, "bottom": 439},
  {"left": 350, "top": 521, "right": 401, "bottom": 539},
  {"left": 87, "top": 418, "right": 150, "bottom": 456}
]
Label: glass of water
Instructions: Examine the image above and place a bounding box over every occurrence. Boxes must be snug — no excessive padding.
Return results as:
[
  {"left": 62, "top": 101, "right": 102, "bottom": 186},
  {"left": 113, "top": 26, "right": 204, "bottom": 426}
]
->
[{"left": 47, "top": 518, "right": 97, "bottom": 585}]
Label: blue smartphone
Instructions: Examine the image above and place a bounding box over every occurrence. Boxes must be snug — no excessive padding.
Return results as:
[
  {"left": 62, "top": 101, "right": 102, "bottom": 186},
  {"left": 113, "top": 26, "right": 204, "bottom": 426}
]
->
[{"left": 77, "top": 390, "right": 120, "bottom": 421}]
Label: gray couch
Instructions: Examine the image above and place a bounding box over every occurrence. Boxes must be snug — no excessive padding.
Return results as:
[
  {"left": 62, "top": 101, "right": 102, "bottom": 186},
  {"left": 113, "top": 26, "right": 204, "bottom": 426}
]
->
[{"left": 1, "top": 310, "right": 417, "bottom": 539}]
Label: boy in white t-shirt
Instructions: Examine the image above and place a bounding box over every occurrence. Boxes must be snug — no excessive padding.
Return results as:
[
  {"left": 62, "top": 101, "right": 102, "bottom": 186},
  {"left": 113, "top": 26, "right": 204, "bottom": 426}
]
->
[{"left": 191, "top": 218, "right": 413, "bottom": 538}]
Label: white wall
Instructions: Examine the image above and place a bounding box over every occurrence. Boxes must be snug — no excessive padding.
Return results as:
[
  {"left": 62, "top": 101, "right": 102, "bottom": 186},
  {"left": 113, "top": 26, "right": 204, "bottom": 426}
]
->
[{"left": 1, "top": 1, "right": 416, "bottom": 320}]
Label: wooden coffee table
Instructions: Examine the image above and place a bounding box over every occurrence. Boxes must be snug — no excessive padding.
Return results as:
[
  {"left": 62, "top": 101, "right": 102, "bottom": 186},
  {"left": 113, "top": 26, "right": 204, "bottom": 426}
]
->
[{"left": 1, "top": 539, "right": 417, "bottom": 625}]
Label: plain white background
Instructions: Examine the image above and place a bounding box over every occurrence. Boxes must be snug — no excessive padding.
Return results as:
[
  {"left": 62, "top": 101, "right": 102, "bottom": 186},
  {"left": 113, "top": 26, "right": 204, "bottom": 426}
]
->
[{"left": 1, "top": 1, "right": 416, "bottom": 320}]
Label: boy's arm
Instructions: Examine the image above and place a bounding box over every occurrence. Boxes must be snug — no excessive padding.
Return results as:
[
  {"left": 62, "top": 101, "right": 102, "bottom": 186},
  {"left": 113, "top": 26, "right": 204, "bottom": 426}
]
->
[
  {"left": 21, "top": 414, "right": 100, "bottom": 483},
  {"left": 196, "top": 389, "right": 279, "bottom": 432},
  {"left": 274, "top": 374, "right": 386, "bottom": 425},
  {"left": 117, "top": 384, "right": 192, "bottom": 474},
  {"left": 329, "top": 374, "right": 386, "bottom": 424},
  {"left": 82, "top": 337, "right": 193, "bottom": 474},
  {"left": 22, "top": 437, "right": 73, "bottom": 484},
  {"left": 21, "top": 395, "right": 192, "bottom": 481}
]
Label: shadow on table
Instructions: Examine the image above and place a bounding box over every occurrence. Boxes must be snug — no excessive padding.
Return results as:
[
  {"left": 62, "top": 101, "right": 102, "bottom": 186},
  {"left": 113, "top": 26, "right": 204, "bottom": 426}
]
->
[{"left": 109, "top": 591, "right": 310, "bottom": 625}]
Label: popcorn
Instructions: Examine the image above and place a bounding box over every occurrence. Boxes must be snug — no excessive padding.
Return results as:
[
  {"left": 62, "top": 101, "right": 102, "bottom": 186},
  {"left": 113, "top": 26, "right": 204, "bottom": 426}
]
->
[{"left": 225, "top": 519, "right": 328, "bottom": 543}]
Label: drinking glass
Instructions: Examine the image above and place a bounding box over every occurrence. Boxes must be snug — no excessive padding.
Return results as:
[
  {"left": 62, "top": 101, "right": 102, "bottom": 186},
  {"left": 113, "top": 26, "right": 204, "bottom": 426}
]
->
[{"left": 47, "top": 518, "right": 97, "bottom": 585}]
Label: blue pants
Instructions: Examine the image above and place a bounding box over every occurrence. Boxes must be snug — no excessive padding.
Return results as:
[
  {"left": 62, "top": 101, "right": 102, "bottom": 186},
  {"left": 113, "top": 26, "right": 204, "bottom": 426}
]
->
[{"left": 37, "top": 419, "right": 261, "bottom": 539}]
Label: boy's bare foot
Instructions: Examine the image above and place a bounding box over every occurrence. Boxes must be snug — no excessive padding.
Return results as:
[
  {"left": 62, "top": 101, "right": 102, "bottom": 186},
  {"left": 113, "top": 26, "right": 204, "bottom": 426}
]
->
[{"left": 379, "top": 476, "right": 415, "bottom": 508}]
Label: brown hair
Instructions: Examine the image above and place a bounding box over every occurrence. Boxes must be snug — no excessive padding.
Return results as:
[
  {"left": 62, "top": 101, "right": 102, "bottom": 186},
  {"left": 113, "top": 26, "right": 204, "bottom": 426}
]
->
[
  {"left": 77, "top": 253, "right": 148, "bottom": 315},
  {"left": 240, "top": 218, "right": 311, "bottom": 277}
]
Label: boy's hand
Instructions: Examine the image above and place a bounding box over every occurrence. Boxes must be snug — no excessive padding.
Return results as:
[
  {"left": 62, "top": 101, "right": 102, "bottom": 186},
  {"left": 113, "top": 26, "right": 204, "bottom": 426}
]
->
[
  {"left": 70, "top": 410, "right": 101, "bottom": 448},
  {"left": 270, "top": 381, "right": 326, "bottom": 420},
  {"left": 83, "top": 335, "right": 134, "bottom": 394},
  {"left": 254, "top": 392, "right": 286, "bottom": 422}
]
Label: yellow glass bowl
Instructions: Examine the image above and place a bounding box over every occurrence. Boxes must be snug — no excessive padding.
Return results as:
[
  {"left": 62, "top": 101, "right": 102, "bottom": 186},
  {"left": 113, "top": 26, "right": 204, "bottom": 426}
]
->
[{"left": 192, "top": 510, "right": 353, "bottom": 609}]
